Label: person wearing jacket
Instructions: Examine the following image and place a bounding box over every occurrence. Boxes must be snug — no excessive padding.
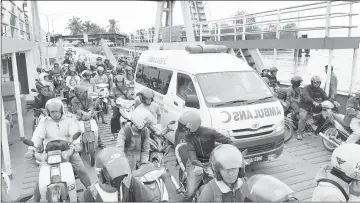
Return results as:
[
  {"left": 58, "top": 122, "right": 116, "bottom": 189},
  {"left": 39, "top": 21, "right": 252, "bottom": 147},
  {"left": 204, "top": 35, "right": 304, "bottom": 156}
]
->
[
  {"left": 177, "top": 111, "right": 233, "bottom": 202},
  {"left": 312, "top": 143, "right": 360, "bottom": 202},
  {"left": 103, "top": 59, "right": 114, "bottom": 71},
  {"left": 344, "top": 90, "right": 360, "bottom": 144},
  {"left": 116, "top": 108, "right": 157, "bottom": 171},
  {"left": 297, "top": 76, "right": 329, "bottom": 140},
  {"left": 83, "top": 147, "right": 155, "bottom": 202},
  {"left": 80, "top": 70, "right": 97, "bottom": 94},
  {"left": 285, "top": 76, "right": 303, "bottom": 120},
  {"left": 264, "top": 67, "right": 280, "bottom": 89},
  {"left": 136, "top": 89, "right": 161, "bottom": 123},
  {"left": 93, "top": 66, "right": 109, "bottom": 85},
  {"left": 198, "top": 144, "right": 246, "bottom": 202}
]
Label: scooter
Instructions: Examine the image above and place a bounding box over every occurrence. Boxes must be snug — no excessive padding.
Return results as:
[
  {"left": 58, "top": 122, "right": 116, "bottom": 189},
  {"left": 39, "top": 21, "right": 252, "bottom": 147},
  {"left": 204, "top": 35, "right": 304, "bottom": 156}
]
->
[
  {"left": 96, "top": 84, "right": 110, "bottom": 115},
  {"left": 23, "top": 132, "right": 82, "bottom": 202},
  {"left": 115, "top": 97, "right": 135, "bottom": 128},
  {"left": 78, "top": 111, "right": 100, "bottom": 167},
  {"left": 132, "top": 163, "right": 170, "bottom": 202}
]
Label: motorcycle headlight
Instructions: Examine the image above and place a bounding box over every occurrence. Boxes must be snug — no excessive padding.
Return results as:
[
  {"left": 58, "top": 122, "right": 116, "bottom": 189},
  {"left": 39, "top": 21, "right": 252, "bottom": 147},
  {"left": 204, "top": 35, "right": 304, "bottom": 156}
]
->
[
  {"left": 47, "top": 154, "right": 62, "bottom": 164},
  {"left": 215, "top": 129, "right": 231, "bottom": 137},
  {"left": 274, "top": 119, "right": 285, "bottom": 133}
]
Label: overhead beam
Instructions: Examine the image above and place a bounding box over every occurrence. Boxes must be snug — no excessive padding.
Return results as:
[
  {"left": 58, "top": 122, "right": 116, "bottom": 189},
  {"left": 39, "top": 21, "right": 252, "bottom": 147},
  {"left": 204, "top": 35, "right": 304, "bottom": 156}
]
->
[{"left": 206, "top": 37, "right": 360, "bottom": 49}]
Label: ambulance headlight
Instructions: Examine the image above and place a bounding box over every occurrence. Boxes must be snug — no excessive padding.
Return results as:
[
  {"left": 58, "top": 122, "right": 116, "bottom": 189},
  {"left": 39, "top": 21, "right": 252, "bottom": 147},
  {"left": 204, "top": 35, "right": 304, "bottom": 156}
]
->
[
  {"left": 215, "top": 129, "right": 231, "bottom": 137},
  {"left": 274, "top": 119, "right": 285, "bottom": 133}
]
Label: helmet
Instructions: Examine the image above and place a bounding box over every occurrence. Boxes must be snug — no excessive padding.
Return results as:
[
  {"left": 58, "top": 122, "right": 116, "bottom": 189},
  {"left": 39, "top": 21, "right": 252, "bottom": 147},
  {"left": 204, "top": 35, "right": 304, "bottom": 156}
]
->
[
  {"left": 74, "top": 85, "right": 88, "bottom": 99},
  {"left": 36, "top": 66, "right": 42, "bottom": 73},
  {"left": 116, "top": 65, "right": 124, "bottom": 73},
  {"left": 95, "top": 147, "right": 131, "bottom": 188},
  {"left": 210, "top": 144, "right": 245, "bottom": 181},
  {"left": 82, "top": 70, "right": 92, "bottom": 77},
  {"left": 140, "top": 89, "right": 154, "bottom": 104},
  {"left": 97, "top": 66, "right": 104, "bottom": 73},
  {"left": 311, "top": 76, "right": 321, "bottom": 84},
  {"left": 45, "top": 98, "right": 64, "bottom": 114},
  {"left": 97, "top": 57, "right": 102, "bottom": 61},
  {"left": 262, "top": 67, "right": 270, "bottom": 72},
  {"left": 354, "top": 89, "right": 360, "bottom": 99},
  {"left": 290, "top": 76, "right": 303, "bottom": 86},
  {"left": 269, "top": 67, "right": 278, "bottom": 72},
  {"left": 54, "top": 62, "right": 59, "bottom": 66},
  {"left": 178, "top": 111, "right": 201, "bottom": 133},
  {"left": 330, "top": 143, "right": 360, "bottom": 181},
  {"left": 69, "top": 66, "right": 76, "bottom": 72},
  {"left": 125, "top": 66, "right": 133, "bottom": 71},
  {"left": 130, "top": 108, "right": 157, "bottom": 130},
  {"left": 104, "top": 59, "right": 110, "bottom": 63},
  {"left": 242, "top": 174, "right": 298, "bottom": 202}
]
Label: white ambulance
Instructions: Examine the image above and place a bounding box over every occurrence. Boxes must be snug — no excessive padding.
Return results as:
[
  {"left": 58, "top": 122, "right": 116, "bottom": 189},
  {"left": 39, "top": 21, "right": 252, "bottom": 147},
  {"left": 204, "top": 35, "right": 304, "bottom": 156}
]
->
[{"left": 134, "top": 45, "right": 285, "bottom": 164}]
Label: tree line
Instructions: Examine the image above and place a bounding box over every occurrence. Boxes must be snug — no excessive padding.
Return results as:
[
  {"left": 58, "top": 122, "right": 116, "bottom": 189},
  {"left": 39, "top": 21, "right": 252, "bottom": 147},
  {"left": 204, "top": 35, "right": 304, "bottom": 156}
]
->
[{"left": 66, "top": 16, "right": 121, "bottom": 35}]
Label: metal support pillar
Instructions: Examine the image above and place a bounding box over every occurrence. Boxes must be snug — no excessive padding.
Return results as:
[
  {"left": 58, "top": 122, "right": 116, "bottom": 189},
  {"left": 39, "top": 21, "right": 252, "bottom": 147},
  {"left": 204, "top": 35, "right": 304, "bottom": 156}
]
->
[
  {"left": 349, "top": 49, "right": 359, "bottom": 94},
  {"left": 180, "top": 1, "right": 195, "bottom": 42},
  {"left": 1, "top": 97, "right": 12, "bottom": 178},
  {"left": 348, "top": 2, "right": 353, "bottom": 37},
  {"left": 325, "top": 1, "right": 332, "bottom": 96},
  {"left": 11, "top": 53, "right": 25, "bottom": 140},
  {"left": 274, "top": 9, "right": 281, "bottom": 67},
  {"left": 294, "top": 10, "right": 300, "bottom": 76}
]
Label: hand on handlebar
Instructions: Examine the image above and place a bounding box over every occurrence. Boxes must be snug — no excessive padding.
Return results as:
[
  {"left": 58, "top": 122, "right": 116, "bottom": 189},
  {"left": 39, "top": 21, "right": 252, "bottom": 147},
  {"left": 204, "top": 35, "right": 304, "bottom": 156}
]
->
[
  {"left": 193, "top": 166, "right": 203, "bottom": 175},
  {"left": 334, "top": 101, "right": 340, "bottom": 107}
]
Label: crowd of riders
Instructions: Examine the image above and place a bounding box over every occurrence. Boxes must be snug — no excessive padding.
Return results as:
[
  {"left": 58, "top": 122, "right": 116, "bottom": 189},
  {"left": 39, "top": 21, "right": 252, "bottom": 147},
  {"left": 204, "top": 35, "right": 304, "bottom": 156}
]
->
[{"left": 12, "top": 48, "right": 359, "bottom": 202}]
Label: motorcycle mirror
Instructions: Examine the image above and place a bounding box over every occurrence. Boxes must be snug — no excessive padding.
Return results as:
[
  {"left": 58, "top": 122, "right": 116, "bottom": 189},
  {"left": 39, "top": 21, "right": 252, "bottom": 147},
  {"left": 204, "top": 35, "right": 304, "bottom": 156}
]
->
[
  {"left": 31, "top": 89, "right": 37, "bottom": 92},
  {"left": 72, "top": 132, "right": 81, "bottom": 141},
  {"left": 23, "top": 139, "right": 34, "bottom": 147}
]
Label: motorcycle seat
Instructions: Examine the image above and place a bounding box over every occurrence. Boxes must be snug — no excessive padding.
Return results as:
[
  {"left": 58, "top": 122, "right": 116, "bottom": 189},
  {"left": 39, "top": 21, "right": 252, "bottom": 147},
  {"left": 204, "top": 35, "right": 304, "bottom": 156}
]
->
[{"left": 333, "top": 114, "right": 353, "bottom": 134}]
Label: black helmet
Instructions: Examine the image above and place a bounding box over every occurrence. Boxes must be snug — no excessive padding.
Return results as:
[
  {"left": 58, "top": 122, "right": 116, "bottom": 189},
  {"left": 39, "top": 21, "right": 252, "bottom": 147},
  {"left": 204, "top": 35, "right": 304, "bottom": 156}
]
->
[
  {"left": 116, "top": 65, "right": 124, "bottom": 73},
  {"left": 96, "top": 57, "right": 102, "bottom": 61},
  {"left": 269, "top": 67, "right": 278, "bottom": 72},
  {"left": 290, "top": 76, "right": 303, "bottom": 87},
  {"left": 242, "top": 174, "right": 299, "bottom": 202},
  {"left": 139, "top": 89, "right": 154, "bottom": 104}
]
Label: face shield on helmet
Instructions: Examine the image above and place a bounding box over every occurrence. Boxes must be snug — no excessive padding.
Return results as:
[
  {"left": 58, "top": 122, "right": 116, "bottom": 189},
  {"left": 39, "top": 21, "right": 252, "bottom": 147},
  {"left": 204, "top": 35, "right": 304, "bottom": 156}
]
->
[
  {"left": 178, "top": 111, "right": 202, "bottom": 133},
  {"left": 95, "top": 148, "right": 131, "bottom": 188},
  {"left": 330, "top": 143, "right": 360, "bottom": 181},
  {"left": 130, "top": 108, "right": 157, "bottom": 130},
  {"left": 140, "top": 89, "right": 154, "bottom": 105},
  {"left": 242, "top": 174, "right": 298, "bottom": 202},
  {"left": 311, "top": 76, "right": 321, "bottom": 88},
  {"left": 45, "top": 98, "right": 64, "bottom": 120},
  {"left": 262, "top": 67, "right": 269, "bottom": 74},
  {"left": 210, "top": 144, "right": 245, "bottom": 182},
  {"left": 74, "top": 86, "right": 88, "bottom": 100},
  {"left": 97, "top": 66, "right": 104, "bottom": 74}
]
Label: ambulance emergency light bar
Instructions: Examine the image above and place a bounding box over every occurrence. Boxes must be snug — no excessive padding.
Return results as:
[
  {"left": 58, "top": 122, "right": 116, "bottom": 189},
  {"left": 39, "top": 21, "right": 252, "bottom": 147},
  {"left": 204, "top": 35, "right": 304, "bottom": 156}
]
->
[{"left": 185, "top": 45, "right": 228, "bottom": 54}]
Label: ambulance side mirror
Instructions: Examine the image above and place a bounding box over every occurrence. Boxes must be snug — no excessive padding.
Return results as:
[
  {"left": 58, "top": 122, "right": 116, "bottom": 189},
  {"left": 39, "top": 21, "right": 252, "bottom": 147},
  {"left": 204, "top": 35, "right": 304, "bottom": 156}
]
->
[{"left": 185, "top": 95, "right": 200, "bottom": 109}]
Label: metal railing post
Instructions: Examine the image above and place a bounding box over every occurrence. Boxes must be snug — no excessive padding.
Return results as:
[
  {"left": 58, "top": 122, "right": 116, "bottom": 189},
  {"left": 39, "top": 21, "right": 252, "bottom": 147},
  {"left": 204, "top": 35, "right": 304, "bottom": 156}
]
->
[
  {"left": 260, "top": 16, "right": 264, "bottom": 40},
  {"left": 325, "top": 1, "right": 332, "bottom": 96},
  {"left": 242, "top": 15, "right": 246, "bottom": 40},
  {"left": 349, "top": 49, "right": 359, "bottom": 94},
  {"left": 234, "top": 17, "right": 237, "bottom": 41},
  {"left": 200, "top": 23, "right": 203, "bottom": 42},
  {"left": 274, "top": 9, "right": 281, "bottom": 67},
  {"left": 217, "top": 23, "right": 221, "bottom": 41},
  {"left": 348, "top": 1, "right": 353, "bottom": 37},
  {"left": 294, "top": 10, "right": 300, "bottom": 76},
  {"left": 1, "top": 96, "right": 12, "bottom": 178}
]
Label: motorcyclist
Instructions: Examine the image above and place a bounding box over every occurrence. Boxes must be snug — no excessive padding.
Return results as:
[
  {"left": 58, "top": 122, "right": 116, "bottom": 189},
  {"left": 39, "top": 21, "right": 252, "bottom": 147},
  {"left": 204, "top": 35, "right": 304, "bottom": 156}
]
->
[
  {"left": 38, "top": 72, "right": 55, "bottom": 92},
  {"left": 96, "top": 57, "right": 104, "bottom": 67},
  {"left": 177, "top": 111, "right": 233, "bottom": 201},
  {"left": 103, "top": 59, "right": 114, "bottom": 71},
  {"left": 198, "top": 144, "right": 246, "bottom": 202},
  {"left": 116, "top": 108, "right": 156, "bottom": 171},
  {"left": 114, "top": 65, "right": 126, "bottom": 76},
  {"left": 26, "top": 98, "right": 92, "bottom": 202},
  {"left": 82, "top": 147, "right": 155, "bottom": 202},
  {"left": 260, "top": 67, "right": 270, "bottom": 77},
  {"left": 312, "top": 143, "right": 360, "bottom": 202},
  {"left": 50, "top": 62, "right": 62, "bottom": 76},
  {"left": 63, "top": 55, "right": 71, "bottom": 65},
  {"left": 242, "top": 174, "right": 299, "bottom": 202},
  {"left": 71, "top": 86, "right": 104, "bottom": 149},
  {"left": 297, "top": 76, "right": 330, "bottom": 140},
  {"left": 263, "top": 67, "right": 280, "bottom": 89},
  {"left": 285, "top": 76, "right": 303, "bottom": 120},
  {"left": 105, "top": 69, "right": 114, "bottom": 90},
  {"left": 93, "top": 66, "right": 109, "bottom": 85},
  {"left": 125, "top": 66, "right": 134, "bottom": 81},
  {"left": 344, "top": 89, "right": 360, "bottom": 144},
  {"left": 110, "top": 75, "right": 134, "bottom": 140},
  {"left": 65, "top": 66, "right": 81, "bottom": 102},
  {"left": 136, "top": 89, "right": 161, "bottom": 123},
  {"left": 33, "top": 83, "right": 55, "bottom": 116},
  {"left": 62, "top": 63, "right": 70, "bottom": 75},
  {"left": 80, "top": 70, "right": 97, "bottom": 94}
]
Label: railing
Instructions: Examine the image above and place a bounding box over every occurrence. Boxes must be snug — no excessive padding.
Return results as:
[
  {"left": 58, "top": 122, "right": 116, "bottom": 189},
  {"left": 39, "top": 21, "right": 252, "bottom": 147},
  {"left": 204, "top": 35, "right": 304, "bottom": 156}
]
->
[
  {"left": 197, "top": 1, "right": 358, "bottom": 41},
  {"left": 1, "top": 1, "right": 31, "bottom": 40}
]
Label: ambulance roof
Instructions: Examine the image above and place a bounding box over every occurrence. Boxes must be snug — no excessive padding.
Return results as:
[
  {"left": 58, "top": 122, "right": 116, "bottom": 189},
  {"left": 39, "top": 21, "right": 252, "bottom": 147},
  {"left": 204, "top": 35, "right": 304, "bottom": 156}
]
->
[{"left": 137, "top": 50, "right": 254, "bottom": 75}]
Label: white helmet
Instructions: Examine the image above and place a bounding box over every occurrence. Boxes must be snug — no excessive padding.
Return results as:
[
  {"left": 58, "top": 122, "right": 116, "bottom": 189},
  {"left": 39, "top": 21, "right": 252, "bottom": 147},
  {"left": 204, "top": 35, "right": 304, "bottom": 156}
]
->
[
  {"left": 131, "top": 108, "right": 157, "bottom": 129},
  {"left": 330, "top": 143, "right": 360, "bottom": 181}
]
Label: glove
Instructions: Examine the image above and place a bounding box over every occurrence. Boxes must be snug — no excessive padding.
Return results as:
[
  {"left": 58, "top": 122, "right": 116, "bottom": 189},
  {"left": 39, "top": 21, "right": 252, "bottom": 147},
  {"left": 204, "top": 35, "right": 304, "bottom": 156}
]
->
[
  {"left": 25, "top": 148, "right": 35, "bottom": 159},
  {"left": 193, "top": 166, "right": 203, "bottom": 175},
  {"left": 334, "top": 101, "right": 340, "bottom": 107},
  {"left": 74, "top": 143, "right": 82, "bottom": 152}
]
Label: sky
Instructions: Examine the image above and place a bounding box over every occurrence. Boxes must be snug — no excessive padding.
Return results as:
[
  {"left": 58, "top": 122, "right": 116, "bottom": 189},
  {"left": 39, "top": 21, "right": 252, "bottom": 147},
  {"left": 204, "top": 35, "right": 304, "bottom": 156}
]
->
[{"left": 37, "top": 1, "right": 359, "bottom": 37}]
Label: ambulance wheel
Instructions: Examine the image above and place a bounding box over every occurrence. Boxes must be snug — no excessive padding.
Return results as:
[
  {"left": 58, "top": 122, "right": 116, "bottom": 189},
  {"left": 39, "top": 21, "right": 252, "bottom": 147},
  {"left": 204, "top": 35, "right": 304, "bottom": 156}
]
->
[{"left": 284, "top": 121, "right": 294, "bottom": 143}]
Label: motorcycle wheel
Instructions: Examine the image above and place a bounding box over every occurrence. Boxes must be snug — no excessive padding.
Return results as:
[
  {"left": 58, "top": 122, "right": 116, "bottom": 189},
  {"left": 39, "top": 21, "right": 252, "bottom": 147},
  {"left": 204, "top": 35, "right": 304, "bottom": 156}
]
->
[
  {"left": 89, "top": 151, "right": 95, "bottom": 167},
  {"left": 284, "top": 120, "right": 294, "bottom": 143},
  {"left": 321, "top": 126, "right": 343, "bottom": 152}
]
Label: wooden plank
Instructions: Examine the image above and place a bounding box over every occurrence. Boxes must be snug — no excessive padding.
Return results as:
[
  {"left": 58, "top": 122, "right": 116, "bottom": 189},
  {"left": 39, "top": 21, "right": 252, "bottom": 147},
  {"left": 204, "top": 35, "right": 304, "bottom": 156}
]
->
[
  {"left": 301, "top": 151, "right": 331, "bottom": 160},
  {"left": 310, "top": 156, "right": 331, "bottom": 164},
  {"left": 293, "top": 147, "right": 326, "bottom": 156},
  {"left": 286, "top": 144, "right": 317, "bottom": 153},
  {"left": 283, "top": 176, "right": 314, "bottom": 186}
]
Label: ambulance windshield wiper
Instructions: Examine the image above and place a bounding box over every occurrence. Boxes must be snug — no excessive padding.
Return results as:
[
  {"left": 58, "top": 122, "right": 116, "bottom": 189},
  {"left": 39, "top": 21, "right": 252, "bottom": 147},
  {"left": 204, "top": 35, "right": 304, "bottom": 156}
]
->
[
  {"left": 246, "top": 96, "right": 274, "bottom": 105},
  {"left": 213, "top": 100, "right": 248, "bottom": 107}
]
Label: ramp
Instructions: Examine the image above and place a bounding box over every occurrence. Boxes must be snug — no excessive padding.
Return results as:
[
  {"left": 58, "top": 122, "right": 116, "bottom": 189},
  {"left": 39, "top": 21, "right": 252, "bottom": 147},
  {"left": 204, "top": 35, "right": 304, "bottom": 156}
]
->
[{"left": 100, "top": 39, "right": 118, "bottom": 67}]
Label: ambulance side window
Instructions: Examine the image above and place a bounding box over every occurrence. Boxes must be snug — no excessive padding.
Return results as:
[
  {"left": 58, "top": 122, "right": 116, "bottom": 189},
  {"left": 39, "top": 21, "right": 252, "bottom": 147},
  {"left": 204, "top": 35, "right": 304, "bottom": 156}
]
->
[
  {"left": 135, "top": 63, "right": 173, "bottom": 95},
  {"left": 177, "top": 73, "right": 198, "bottom": 101}
]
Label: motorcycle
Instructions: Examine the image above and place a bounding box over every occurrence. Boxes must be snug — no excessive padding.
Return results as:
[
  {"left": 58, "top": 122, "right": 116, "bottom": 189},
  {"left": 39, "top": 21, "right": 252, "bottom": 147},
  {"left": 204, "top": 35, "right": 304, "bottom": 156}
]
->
[
  {"left": 113, "top": 97, "right": 135, "bottom": 128},
  {"left": 78, "top": 111, "right": 100, "bottom": 167},
  {"left": 53, "top": 74, "right": 66, "bottom": 98},
  {"left": 147, "top": 121, "right": 176, "bottom": 166},
  {"left": 96, "top": 84, "right": 110, "bottom": 115},
  {"left": 132, "top": 163, "right": 171, "bottom": 202},
  {"left": 23, "top": 132, "right": 82, "bottom": 202},
  {"left": 318, "top": 104, "right": 360, "bottom": 151}
]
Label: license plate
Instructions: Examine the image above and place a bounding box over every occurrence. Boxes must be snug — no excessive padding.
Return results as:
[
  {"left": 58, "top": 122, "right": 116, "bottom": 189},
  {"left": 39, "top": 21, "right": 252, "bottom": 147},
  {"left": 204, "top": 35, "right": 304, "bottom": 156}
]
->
[{"left": 245, "top": 156, "right": 263, "bottom": 164}]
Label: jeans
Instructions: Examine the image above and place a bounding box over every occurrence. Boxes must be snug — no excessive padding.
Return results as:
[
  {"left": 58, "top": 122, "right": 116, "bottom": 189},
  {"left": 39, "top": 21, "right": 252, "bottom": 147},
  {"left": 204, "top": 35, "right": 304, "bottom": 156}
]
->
[
  {"left": 110, "top": 106, "right": 121, "bottom": 134},
  {"left": 346, "top": 117, "right": 360, "bottom": 143},
  {"left": 183, "top": 161, "right": 212, "bottom": 202},
  {"left": 297, "top": 108, "right": 309, "bottom": 134},
  {"left": 33, "top": 153, "right": 91, "bottom": 202}
]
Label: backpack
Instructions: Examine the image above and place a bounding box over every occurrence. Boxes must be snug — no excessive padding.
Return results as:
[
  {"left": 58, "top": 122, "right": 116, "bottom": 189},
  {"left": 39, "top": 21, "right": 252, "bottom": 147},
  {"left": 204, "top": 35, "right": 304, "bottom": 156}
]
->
[
  {"left": 317, "top": 179, "right": 349, "bottom": 201},
  {"left": 123, "top": 126, "right": 147, "bottom": 152}
]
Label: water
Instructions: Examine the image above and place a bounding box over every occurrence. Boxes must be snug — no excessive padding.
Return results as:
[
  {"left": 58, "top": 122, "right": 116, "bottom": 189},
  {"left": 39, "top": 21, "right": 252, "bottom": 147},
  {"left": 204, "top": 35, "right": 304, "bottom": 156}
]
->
[{"left": 261, "top": 49, "right": 360, "bottom": 93}]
